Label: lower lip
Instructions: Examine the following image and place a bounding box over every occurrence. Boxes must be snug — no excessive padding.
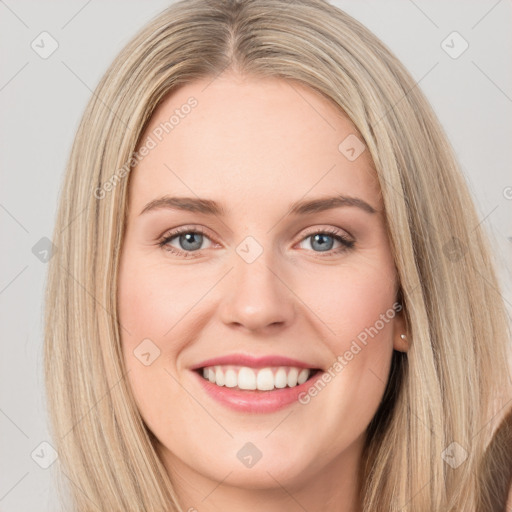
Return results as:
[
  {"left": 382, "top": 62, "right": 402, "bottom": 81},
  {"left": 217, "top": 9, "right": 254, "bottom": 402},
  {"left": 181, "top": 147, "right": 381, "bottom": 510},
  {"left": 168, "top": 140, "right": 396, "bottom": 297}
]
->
[{"left": 192, "top": 370, "right": 324, "bottom": 413}]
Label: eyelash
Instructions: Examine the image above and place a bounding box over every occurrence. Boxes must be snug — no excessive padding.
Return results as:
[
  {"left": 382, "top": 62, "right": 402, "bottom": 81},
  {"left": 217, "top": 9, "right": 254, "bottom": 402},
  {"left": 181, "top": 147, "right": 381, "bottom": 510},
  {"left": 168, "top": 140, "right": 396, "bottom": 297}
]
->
[{"left": 158, "top": 225, "right": 355, "bottom": 259}]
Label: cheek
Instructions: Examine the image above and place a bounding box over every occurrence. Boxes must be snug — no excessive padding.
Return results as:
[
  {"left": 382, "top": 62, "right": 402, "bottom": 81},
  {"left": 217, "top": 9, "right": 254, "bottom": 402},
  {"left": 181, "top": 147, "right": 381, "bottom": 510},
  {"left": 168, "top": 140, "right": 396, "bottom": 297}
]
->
[
  {"left": 117, "top": 255, "right": 190, "bottom": 414},
  {"left": 117, "top": 257, "right": 203, "bottom": 442},
  {"left": 118, "top": 256, "right": 201, "bottom": 351},
  {"left": 292, "top": 257, "right": 398, "bottom": 428},
  {"left": 298, "top": 255, "right": 397, "bottom": 347}
]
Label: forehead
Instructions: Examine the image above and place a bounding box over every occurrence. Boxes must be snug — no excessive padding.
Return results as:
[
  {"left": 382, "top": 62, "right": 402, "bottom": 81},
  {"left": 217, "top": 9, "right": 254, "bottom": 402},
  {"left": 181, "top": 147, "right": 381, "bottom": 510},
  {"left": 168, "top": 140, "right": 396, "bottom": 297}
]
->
[{"left": 128, "top": 74, "right": 381, "bottom": 214}]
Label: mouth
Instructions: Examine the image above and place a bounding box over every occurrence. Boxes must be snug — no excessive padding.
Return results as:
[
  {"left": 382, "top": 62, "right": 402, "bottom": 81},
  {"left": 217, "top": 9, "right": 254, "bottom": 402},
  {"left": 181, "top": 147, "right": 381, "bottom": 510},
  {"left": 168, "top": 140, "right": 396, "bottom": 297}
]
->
[
  {"left": 190, "top": 353, "right": 325, "bottom": 413},
  {"left": 195, "top": 365, "right": 322, "bottom": 392}
]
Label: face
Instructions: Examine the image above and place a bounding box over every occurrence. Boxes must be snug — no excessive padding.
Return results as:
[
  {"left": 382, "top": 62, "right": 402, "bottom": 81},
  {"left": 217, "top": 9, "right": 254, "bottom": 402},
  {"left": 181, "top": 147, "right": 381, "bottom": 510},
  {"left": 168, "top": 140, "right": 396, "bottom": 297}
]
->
[{"left": 118, "top": 72, "right": 407, "bottom": 501}]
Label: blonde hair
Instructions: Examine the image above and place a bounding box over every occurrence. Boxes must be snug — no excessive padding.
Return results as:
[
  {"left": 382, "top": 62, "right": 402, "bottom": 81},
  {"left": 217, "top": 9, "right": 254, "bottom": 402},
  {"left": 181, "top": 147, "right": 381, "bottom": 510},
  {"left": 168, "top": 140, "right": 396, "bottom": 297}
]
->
[{"left": 44, "top": 0, "right": 512, "bottom": 510}]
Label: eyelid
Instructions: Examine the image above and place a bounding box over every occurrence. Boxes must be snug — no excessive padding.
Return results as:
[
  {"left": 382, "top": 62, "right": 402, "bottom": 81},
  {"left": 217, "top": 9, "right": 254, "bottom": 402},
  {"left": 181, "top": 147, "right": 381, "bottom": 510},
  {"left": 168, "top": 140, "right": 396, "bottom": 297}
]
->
[{"left": 297, "top": 225, "right": 354, "bottom": 244}]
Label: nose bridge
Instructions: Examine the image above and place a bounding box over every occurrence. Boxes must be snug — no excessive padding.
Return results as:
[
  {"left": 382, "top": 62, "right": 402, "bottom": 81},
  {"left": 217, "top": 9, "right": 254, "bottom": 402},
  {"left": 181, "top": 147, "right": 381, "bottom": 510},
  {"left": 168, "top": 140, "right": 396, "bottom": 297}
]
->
[{"left": 218, "top": 235, "right": 295, "bottom": 332}]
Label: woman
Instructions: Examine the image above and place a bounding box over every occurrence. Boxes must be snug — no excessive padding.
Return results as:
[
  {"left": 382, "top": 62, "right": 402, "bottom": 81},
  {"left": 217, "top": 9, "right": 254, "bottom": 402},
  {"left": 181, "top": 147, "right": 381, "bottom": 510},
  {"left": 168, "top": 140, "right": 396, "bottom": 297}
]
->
[{"left": 43, "top": 0, "right": 512, "bottom": 510}]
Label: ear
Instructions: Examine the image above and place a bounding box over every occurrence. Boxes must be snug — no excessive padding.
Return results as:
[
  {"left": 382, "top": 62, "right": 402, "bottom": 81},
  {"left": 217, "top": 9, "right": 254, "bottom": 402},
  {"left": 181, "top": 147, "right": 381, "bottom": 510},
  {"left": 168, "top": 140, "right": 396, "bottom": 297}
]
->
[{"left": 392, "top": 308, "right": 409, "bottom": 353}]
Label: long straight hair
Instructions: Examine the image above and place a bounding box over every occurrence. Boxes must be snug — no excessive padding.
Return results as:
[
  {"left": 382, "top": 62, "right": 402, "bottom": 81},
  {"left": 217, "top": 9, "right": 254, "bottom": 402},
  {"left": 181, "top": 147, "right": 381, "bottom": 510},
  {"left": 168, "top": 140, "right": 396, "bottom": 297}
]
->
[{"left": 43, "top": 1, "right": 512, "bottom": 510}]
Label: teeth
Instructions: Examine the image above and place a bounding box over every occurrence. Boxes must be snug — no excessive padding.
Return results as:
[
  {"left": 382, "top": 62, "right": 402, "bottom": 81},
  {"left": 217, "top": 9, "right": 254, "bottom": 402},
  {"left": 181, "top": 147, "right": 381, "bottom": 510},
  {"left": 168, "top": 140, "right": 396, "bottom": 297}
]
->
[
  {"left": 238, "top": 367, "right": 256, "bottom": 390},
  {"left": 256, "top": 368, "right": 274, "bottom": 391},
  {"left": 215, "top": 367, "right": 225, "bottom": 386},
  {"left": 275, "top": 368, "right": 287, "bottom": 388},
  {"left": 287, "top": 368, "right": 298, "bottom": 387},
  {"left": 297, "top": 369, "right": 309, "bottom": 385},
  {"left": 200, "top": 365, "right": 312, "bottom": 391},
  {"left": 225, "top": 369, "right": 237, "bottom": 388}
]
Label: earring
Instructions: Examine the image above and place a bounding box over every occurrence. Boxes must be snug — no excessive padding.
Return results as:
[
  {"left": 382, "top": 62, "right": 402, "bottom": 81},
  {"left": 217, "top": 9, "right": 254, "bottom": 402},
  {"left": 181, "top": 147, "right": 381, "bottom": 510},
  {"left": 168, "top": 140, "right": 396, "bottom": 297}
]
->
[{"left": 400, "top": 333, "right": 407, "bottom": 340}]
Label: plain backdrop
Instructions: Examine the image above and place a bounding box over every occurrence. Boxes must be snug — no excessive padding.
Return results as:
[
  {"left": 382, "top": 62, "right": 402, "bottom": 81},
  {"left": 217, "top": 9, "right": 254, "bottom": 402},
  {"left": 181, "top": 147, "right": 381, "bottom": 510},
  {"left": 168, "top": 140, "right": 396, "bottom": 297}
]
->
[{"left": 1, "top": 1, "right": 511, "bottom": 510}]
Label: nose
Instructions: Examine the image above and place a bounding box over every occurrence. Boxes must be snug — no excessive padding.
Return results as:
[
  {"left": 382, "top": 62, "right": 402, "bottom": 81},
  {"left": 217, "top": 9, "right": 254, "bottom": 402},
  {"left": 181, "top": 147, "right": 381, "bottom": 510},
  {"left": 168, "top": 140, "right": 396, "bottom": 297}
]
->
[{"left": 218, "top": 250, "right": 297, "bottom": 333}]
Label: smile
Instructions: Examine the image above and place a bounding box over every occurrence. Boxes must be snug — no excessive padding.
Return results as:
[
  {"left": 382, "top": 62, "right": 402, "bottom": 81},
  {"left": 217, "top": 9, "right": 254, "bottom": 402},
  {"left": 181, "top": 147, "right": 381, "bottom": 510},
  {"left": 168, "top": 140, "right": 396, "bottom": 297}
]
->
[{"left": 199, "top": 365, "right": 319, "bottom": 391}]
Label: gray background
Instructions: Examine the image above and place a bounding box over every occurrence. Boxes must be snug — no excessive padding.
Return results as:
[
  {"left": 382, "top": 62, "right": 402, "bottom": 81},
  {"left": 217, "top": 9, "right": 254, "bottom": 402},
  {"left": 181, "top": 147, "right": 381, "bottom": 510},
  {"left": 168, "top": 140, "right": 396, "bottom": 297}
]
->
[{"left": 1, "top": 1, "right": 511, "bottom": 510}]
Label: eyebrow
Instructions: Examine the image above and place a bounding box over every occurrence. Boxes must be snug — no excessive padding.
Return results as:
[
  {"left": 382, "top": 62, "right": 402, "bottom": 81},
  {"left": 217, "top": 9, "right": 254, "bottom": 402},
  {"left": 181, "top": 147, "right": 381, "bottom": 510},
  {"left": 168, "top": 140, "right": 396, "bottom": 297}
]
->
[{"left": 139, "top": 194, "right": 377, "bottom": 217}]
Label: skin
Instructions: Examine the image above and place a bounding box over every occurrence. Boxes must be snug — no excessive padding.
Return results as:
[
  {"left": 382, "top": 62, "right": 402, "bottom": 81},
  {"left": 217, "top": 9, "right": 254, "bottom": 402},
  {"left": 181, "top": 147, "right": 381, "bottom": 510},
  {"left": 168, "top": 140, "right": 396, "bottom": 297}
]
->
[{"left": 118, "top": 71, "right": 408, "bottom": 512}]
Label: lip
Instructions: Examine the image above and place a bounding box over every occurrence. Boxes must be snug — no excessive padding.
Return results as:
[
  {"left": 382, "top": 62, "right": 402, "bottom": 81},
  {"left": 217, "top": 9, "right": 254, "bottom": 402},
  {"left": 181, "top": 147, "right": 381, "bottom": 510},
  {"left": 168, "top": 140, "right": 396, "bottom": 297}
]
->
[
  {"left": 190, "top": 353, "right": 318, "bottom": 371},
  {"left": 191, "top": 367, "right": 325, "bottom": 413}
]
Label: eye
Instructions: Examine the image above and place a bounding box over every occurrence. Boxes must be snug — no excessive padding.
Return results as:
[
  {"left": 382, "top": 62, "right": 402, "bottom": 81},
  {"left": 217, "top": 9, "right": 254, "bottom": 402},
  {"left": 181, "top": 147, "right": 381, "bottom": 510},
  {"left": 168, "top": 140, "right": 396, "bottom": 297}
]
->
[
  {"left": 297, "top": 227, "right": 355, "bottom": 256},
  {"left": 158, "top": 226, "right": 213, "bottom": 258}
]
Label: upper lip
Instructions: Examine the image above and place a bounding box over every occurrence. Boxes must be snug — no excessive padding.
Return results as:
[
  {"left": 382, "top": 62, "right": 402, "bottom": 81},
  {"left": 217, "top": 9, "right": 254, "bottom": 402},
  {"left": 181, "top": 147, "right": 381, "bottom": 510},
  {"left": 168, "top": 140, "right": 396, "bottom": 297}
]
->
[{"left": 190, "top": 354, "right": 320, "bottom": 371}]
